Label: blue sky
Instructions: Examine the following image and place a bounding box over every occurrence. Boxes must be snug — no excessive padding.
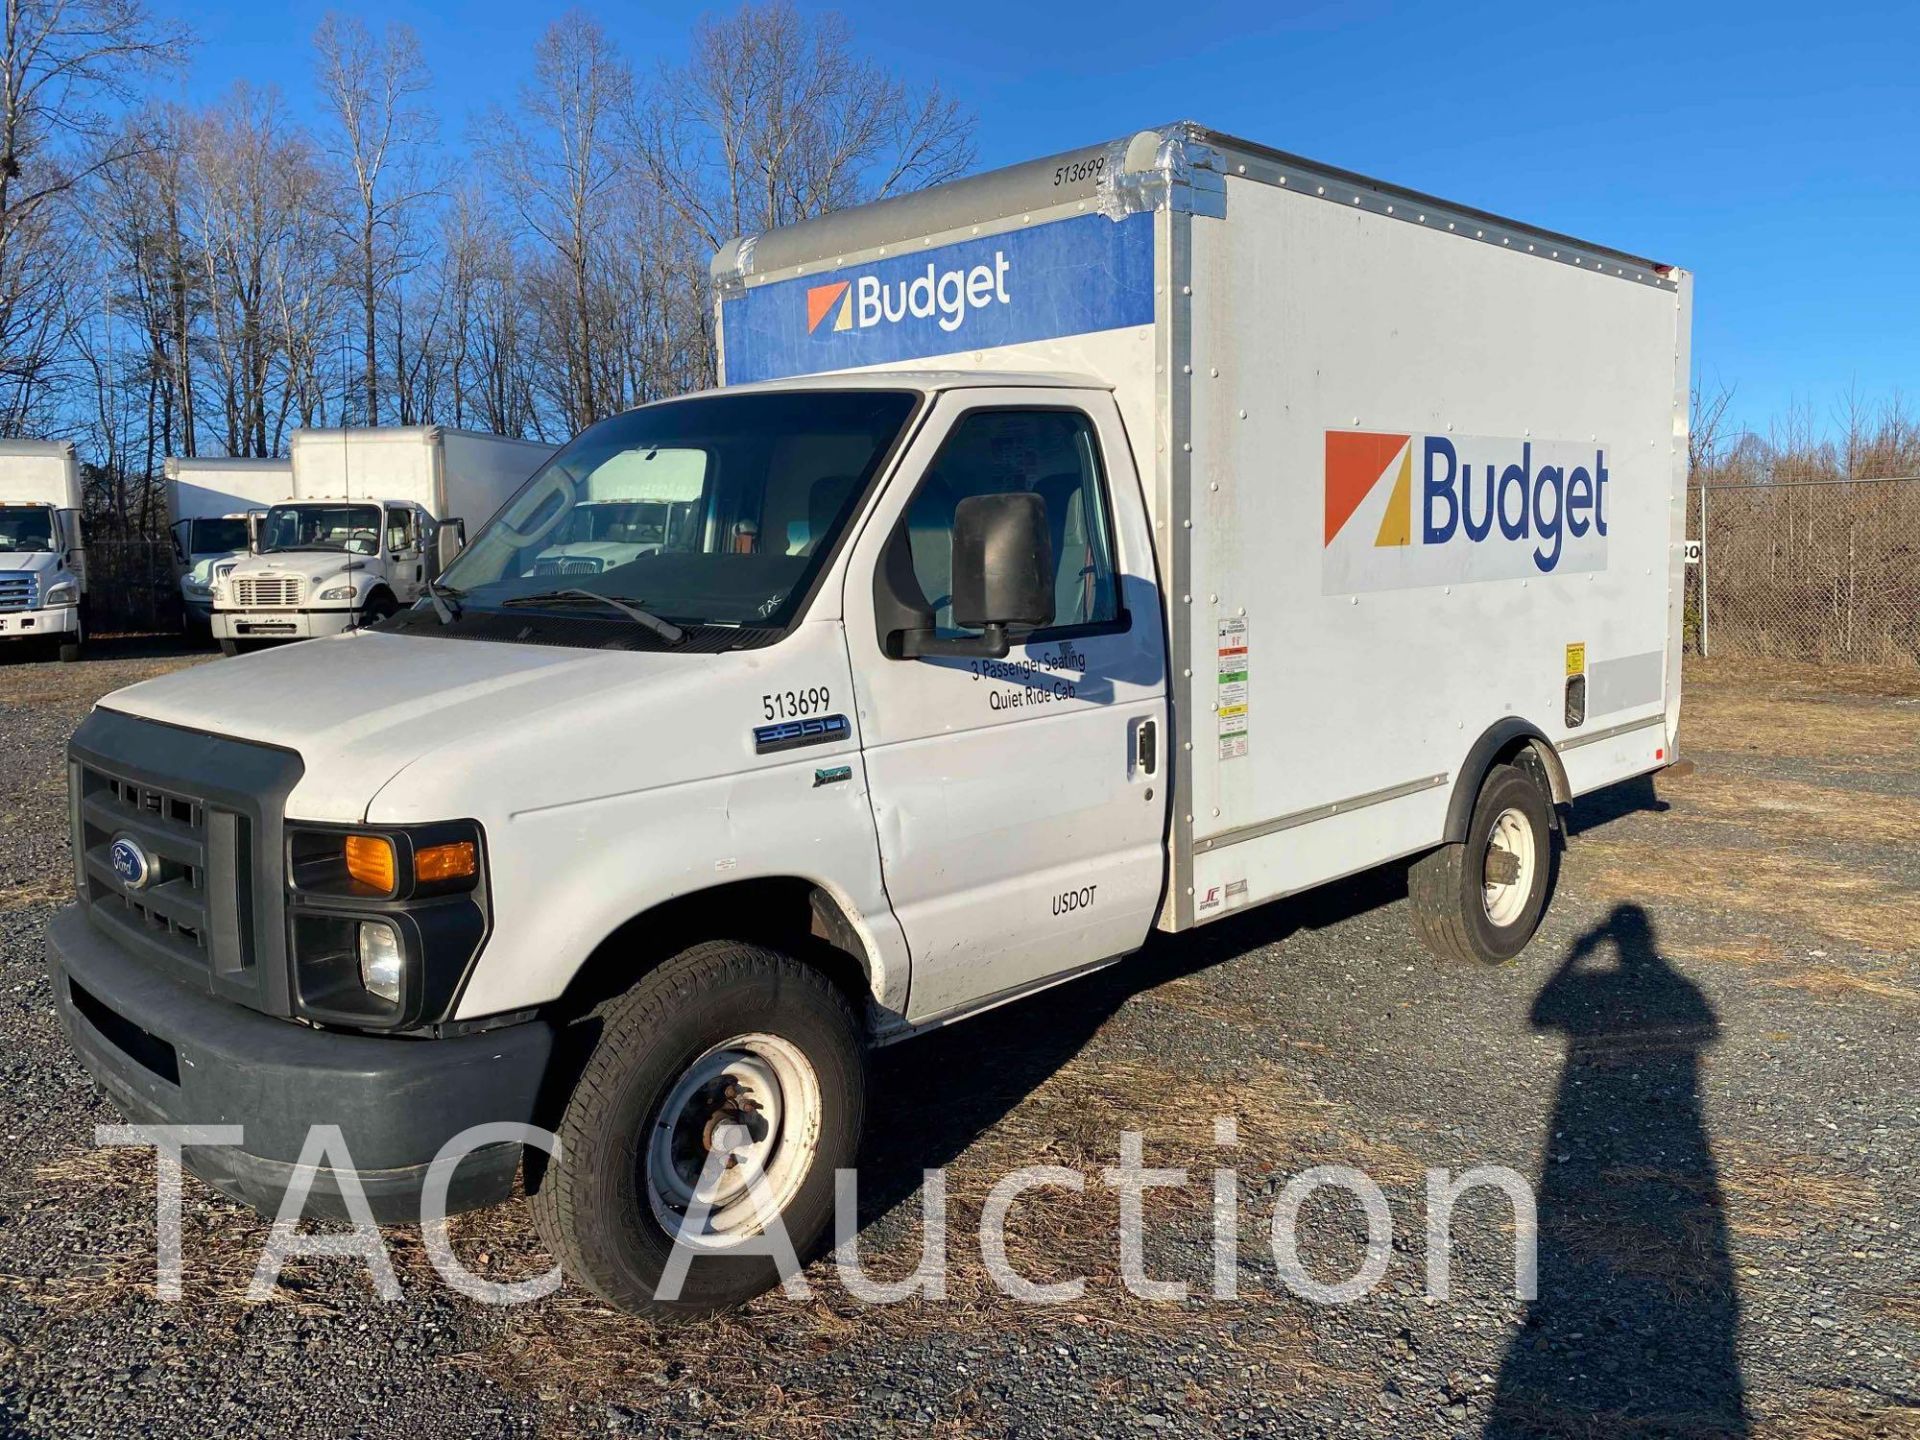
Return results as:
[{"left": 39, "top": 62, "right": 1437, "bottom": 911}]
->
[{"left": 169, "top": 0, "right": 1916, "bottom": 442}]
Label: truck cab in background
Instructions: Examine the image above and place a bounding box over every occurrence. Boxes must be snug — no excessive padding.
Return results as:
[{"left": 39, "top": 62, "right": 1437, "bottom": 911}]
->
[
  {"left": 164, "top": 456, "right": 292, "bottom": 641},
  {"left": 0, "top": 439, "right": 88, "bottom": 662},
  {"left": 212, "top": 426, "right": 553, "bottom": 654}
]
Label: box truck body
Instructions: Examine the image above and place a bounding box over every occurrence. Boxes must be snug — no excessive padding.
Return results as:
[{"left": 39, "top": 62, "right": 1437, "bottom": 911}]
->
[
  {"left": 0, "top": 438, "right": 88, "bottom": 659},
  {"left": 49, "top": 123, "right": 1689, "bottom": 1315},
  {"left": 164, "top": 456, "right": 294, "bottom": 632},
  {"left": 713, "top": 123, "right": 1688, "bottom": 934},
  {"left": 211, "top": 426, "right": 553, "bottom": 649}
]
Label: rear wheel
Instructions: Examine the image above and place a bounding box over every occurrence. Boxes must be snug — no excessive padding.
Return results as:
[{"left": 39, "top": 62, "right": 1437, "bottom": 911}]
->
[
  {"left": 1409, "top": 762, "right": 1556, "bottom": 965},
  {"left": 531, "top": 940, "right": 864, "bottom": 1317}
]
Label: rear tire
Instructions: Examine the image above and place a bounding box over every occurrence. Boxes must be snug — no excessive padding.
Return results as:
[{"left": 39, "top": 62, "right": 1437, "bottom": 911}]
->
[
  {"left": 1409, "top": 762, "right": 1556, "bottom": 965},
  {"left": 530, "top": 940, "right": 865, "bottom": 1318}
]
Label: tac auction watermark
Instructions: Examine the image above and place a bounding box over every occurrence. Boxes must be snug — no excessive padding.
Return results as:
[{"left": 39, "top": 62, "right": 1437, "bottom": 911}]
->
[{"left": 95, "top": 1120, "right": 1537, "bottom": 1308}]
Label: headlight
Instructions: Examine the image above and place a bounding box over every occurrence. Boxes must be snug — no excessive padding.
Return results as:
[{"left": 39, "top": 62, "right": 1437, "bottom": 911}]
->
[
  {"left": 357, "top": 922, "right": 404, "bottom": 1003},
  {"left": 43, "top": 581, "right": 77, "bottom": 607},
  {"left": 285, "top": 822, "right": 489, "bottom": 1030},
  {"left": 318, "top": 584, "right": 357, "bottom": 602},
  {"left": 183, "top": 577, "right": 212, "bottom": 596}
]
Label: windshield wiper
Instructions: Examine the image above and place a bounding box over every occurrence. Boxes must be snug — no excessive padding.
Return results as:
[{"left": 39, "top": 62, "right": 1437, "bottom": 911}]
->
[
  {"left": 423, "top": 577, "right": 464, "bottom": 624},
  {"left": 501, "top": 588, "right": 686, "bottom": 645}
]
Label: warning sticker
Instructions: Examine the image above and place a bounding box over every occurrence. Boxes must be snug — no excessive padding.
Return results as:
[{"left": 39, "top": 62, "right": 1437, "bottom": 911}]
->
[
  {"left": 1216, "top": 616, "right": 1249, "bottom": 761},
  {"left": 1565, "top": 642, "right": 1586, "bottom": 677}
]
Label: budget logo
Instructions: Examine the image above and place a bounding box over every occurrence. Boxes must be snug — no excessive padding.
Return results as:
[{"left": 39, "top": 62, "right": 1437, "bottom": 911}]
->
[
  {"left": 804, "top": 253, "right": 1013, "bottom": 339},
  {"left": 1323, "top": 429, "right": 1611, "bottom": 594},
  {"left": 806, "top": 280, "right": 853, "bottom": 334}
]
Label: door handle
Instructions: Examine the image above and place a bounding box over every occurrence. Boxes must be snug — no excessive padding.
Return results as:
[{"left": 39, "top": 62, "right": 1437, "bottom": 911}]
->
[{"left": 1136, "top": 719, "right": 1157, "bottom": 776}]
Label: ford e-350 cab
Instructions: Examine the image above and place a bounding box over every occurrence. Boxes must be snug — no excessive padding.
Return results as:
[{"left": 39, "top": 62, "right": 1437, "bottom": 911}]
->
[{"left": 47, "top": 122, "right": 1691, "bottom": 1316}]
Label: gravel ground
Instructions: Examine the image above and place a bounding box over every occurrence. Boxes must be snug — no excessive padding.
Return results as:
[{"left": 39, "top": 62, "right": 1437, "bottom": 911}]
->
[{"left": 0, "top": 639, "right": 1915, "bottom": 1438}]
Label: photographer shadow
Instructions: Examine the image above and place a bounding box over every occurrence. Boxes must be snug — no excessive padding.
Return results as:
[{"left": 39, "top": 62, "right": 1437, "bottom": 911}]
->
[{"left": 1486, "top": 902, "right": 1747, "bottom": 1437}]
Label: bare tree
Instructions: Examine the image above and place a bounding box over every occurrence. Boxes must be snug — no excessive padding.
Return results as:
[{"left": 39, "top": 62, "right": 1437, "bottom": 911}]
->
[
  {"left": 474, "top": 11, "right": 631, "bottom": 432},
  {"left": 632, "top": 0, "right": 973, "bottom": 251},
  {"left": 0, "top": 0, "right": 187, "bottom": 433},
  {"left": 313, "top": 13, "right": 436, "bottom": 426}
]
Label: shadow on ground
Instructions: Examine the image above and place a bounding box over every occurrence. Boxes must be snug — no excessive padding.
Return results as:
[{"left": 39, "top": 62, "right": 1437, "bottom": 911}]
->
[{"left": 1487, "top": 902, "right": 1747, "bottom": 1437}]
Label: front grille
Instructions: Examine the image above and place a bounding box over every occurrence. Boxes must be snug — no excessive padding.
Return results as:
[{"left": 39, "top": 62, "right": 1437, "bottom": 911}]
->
[
  {"left": 532, "top": 555, "right": 604, "bottom": 576},
  {"left": 76, "top": 766, "right": 222, "bottom": 980},
  {"left": 233, "top": 575, "right": 302, "bottom": 608},
  {"left": 0, "top": 571, "right": 36, "bottom": 612},
  {"left": 69, "top": 708, "right": 302, "bottom": 1014}
]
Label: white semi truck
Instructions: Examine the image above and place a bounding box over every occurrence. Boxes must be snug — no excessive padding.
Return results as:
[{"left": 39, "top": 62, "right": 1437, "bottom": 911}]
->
[
  {"left": 211, "top": 426, "right": 552, "bottom": 654},
  {"left": 0, "top": 439, "right": 88, "bottom": 661},
  {"left": 164, "top": 456, "right": 292, "bottom": 639},
  {"left": 48, "top": 123, "right": 1690, "bottom": 1316}
]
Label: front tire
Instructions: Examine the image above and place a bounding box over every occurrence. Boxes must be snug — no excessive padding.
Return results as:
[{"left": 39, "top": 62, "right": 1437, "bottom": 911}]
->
[
  {"left": 531, "top": 940, "right": 865, "bottom": 1317},
  {"left": 1409, "top": 762, "right": 1556, "bottom": 965},
  {"left": 217, "top": 638, "right": 241, "bottom": 657},
  {"left": 57, "top": 611, "right": 84, "bottom": 663}
]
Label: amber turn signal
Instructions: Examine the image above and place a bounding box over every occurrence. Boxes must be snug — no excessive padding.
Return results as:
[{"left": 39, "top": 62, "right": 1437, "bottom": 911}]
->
[
  {"left": 414, "top": 840, "right": 477, "bottom": 885},
  {"left": 344, "top": 834, "right": 398, "bottom": 893}
]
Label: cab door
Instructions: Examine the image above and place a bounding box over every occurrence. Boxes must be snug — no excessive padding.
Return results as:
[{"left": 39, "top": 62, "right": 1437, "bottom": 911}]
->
[{"left": 842, "top": 388, "right": 1169, "bottom": 1021}]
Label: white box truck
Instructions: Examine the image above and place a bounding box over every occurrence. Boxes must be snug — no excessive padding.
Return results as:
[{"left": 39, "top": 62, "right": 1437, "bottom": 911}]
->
[
  {"left": 47, "top": 123, "right": 1689, "bottom": 1316},
  {"left": 211, "top": 426, "right": 553, "bottom": 653},
  {"left": 164, "top": 456, "right": 292, "bottom": 638},
  {"left": 0, "top": 438, "right": 88, "bottom": 661}
]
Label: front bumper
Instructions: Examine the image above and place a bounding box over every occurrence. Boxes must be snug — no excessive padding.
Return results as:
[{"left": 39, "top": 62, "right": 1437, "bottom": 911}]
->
[
  {"left": 0, "top": 604, "right": 79, "bottom": 638},
  {"left": 46, "top": 904, "right": 554, "bottom": 1222},
  {"left": 212, "top": 608, "right": 357, "bottom": 641}
]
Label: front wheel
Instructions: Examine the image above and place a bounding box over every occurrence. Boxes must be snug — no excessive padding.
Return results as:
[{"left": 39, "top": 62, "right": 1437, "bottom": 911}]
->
[
  {"left": 531, "top": 940, "right": 865, "bottom": 1317},
  {"left": 1409, "top": 761, "right": 1556, "bottom": 965},
  {"left": 57, "top": 612, "right": 85, "bottom": 663}
]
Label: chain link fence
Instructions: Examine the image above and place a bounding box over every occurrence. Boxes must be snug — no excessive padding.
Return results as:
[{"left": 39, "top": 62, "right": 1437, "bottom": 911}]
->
[{"left": 1687, "top": 475, "right": 1920, "bottom": 667}]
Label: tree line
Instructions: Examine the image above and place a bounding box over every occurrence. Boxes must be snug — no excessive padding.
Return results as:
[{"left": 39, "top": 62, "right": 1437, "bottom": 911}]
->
[{"left": 0, "top": 0, "right": 973, "bottom": 539}]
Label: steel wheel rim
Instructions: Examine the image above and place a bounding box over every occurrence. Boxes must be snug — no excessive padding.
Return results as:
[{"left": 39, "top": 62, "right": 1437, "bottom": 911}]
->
[
  {"left": 644, "top": 1032, "right": 822, "bottom": 1249},
  {"left": 1481, "top": 806, "right": 1537, "bottom": 927}
]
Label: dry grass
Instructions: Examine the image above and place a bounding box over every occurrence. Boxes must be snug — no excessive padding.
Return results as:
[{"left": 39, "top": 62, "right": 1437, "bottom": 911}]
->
[
  {"left": 1670, "top": 771, "right": 1920, "bottom": 847},
  {"left": 1755, "top": 1392, "right": 1920, "bottom": 1439},
  {"left": 1572, "top": 839, "right": 1920, "bottom": 954}
]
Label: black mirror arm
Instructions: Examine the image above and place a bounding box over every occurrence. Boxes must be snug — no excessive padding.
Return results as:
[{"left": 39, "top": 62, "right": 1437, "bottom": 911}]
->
[{"left": 894, "top": 622, "right": 1011, "bottom": 660}]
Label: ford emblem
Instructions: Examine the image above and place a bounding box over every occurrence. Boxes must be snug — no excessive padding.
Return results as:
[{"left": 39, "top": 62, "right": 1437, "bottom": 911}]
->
[{"left": 108, "top": 834, "right": 154, "bottom": 890}]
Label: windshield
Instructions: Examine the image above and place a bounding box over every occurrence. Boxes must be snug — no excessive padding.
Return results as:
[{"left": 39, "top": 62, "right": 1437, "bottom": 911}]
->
[
  {"left": 0, "top": 505, "right": 53, "bottom": 552},
  {"left": 188, "top": 516, "right": 250, "bottom": 555},
  {"left": 437, "top": 390, "right": 918, "bottom": 636},
  {"left": 262, "top": 502, "right": 381, "bottom": 555}
]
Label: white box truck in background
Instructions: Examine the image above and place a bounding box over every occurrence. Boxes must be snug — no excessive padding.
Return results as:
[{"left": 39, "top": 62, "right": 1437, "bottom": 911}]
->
[
  {"left": 164, "top": 456, "right": 293, "bottom": 638},
  {"left": 211, "top": 426, "right": 553, "bottom": 653},
  {"left": 0, "top": 439, "right": 88, "bottom": 661},
  {"left": 50, "top": 123, "right": 1689, "bottom": 1316}
]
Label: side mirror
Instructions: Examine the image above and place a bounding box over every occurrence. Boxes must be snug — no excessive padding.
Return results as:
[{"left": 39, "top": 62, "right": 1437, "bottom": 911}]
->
[
  {"left": 882, "top": 492, "right": 1053, "bottom": 660},
  {"left": 169, "top": 520, "right": 188, "bottom": 566}
]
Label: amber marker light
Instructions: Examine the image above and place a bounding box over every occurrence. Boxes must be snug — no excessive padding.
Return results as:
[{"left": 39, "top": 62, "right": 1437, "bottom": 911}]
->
[
  {"left": 344, "top": 834, "right": 398, "bottom": 893},
  {"left": 414, "top": 840, "right": 478, "bottom": 886}
]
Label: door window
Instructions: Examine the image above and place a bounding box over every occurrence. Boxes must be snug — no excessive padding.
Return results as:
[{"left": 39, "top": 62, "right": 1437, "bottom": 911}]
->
[
  {"left": 385, "top": 507, "right": 415, "bottom": 555},
  {"left": 901, "top": 408, "right": 1121, "bottom": 637}
]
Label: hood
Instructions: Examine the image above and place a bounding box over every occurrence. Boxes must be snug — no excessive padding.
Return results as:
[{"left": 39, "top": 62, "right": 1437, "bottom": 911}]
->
[
  {"left": 0, "top": 549, "right": 65, "bottom": 574},
  {"left": 229, "top": 551, "right": 366, "bottom": 587},
  {"left": 97, "top": 628, "right": 714, "bottom": 823}
]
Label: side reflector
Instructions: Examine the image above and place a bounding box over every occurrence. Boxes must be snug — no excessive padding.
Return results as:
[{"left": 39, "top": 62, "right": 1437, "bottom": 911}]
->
[
  {"left": 415, "top": 840, "right": 478, "bottom": 885},
  {"left": 344, "top": 834, "right": 398, "bottom": 893}
]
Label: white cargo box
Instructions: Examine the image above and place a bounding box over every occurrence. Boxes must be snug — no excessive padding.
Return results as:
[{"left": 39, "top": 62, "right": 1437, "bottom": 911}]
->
[
  {"left": 163, "top": 455, "right": 293, "bottom": 523},
  {"left": 289, "top": 426, "right": 555, "bottom": 525},
  {"left": 714, "top": 123, "right": 1689, "bottom": 931},
  {"left": 0, "top": 438, "right": 81, "bottom": 511}
]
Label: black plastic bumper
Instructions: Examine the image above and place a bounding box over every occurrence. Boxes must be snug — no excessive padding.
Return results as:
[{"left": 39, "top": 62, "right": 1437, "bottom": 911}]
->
[{"left": 46, "top": 904, "right": 554, "bottom": 1223}]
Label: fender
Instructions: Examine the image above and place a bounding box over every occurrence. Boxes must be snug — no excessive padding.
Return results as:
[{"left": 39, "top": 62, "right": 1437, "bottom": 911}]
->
[{"left": 1443, "top": 718, "right": 1570, "bottom": 843}]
